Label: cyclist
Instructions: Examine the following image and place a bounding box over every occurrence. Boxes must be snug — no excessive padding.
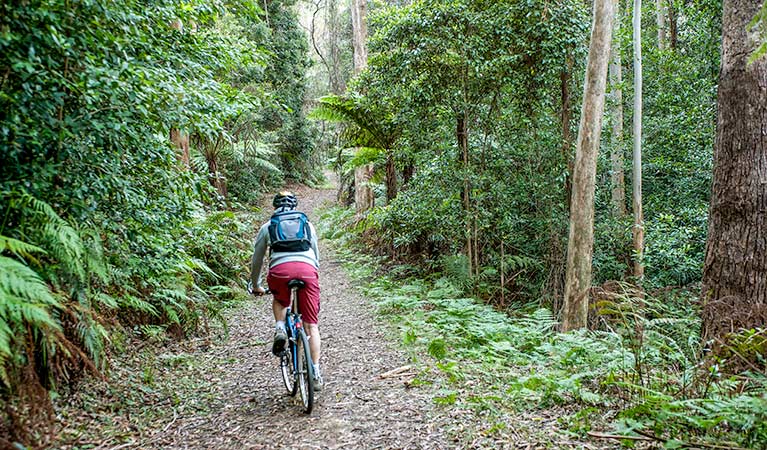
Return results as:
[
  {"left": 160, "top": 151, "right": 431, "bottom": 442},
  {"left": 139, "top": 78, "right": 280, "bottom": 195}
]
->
[{"left": 250, "top": 191, "right": 323, "bottom": 391}]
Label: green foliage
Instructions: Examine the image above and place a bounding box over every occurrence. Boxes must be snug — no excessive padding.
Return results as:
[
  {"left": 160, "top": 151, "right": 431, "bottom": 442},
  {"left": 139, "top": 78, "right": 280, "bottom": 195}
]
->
[
  {"left": 251, "top": 0, "right": 320, "bottom": 182},
  {"left": 352, "top": 0, "right": 720, "bottom": 302},
  {"left": 322, "top": 209, "right": 767, "bottom": 447},
  {"left": 748, "top": 1, "right": 767, "bottom": 64},
  {"left": 0, "top": 0, "right": 319, "bottom": 442}
]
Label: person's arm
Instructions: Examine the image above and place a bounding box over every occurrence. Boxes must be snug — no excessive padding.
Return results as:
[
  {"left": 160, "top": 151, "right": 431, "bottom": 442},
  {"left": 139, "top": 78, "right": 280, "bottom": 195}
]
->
[
  {"left": 310, "top": 222, "right": 319, "bottom": 266},
  {"left": 250, "top": 224, "right": 269, "bottom": 289}
]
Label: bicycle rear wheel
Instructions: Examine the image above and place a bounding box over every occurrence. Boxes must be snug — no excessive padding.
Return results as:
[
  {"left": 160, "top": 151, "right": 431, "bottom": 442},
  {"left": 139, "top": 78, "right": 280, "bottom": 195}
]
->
[
  {"left": 296, "top": 328, "right": 314, "bottom": 414},
  {"left": 280, "top": 344, "right": 297, "bottom": 396}
]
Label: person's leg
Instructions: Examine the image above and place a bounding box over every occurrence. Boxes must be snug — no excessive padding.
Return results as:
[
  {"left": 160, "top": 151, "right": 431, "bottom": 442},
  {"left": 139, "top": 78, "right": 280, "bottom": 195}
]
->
[
  {"left": 304, "top": 323, "right": 321, "bottom": 364},
  {"left": 294, "top": 264, "right": 322, "bottom": 390},
  {"left": 267, "top": 268, "right": 292, "bottom": 355},
  {"left": 272, "top": 298, "right": 287, "bottom": 322}
]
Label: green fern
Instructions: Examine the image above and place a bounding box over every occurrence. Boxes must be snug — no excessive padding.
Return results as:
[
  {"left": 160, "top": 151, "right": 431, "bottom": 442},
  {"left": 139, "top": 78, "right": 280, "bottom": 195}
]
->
[
  {"left": 0, "top": 235, "right": 46, "bottom": 262},
  {"left": 0, "top": 254, "right": 62, "bottom": 385},
  {"left": 310, "top": 94, "right": 400, "bottom": 167}
]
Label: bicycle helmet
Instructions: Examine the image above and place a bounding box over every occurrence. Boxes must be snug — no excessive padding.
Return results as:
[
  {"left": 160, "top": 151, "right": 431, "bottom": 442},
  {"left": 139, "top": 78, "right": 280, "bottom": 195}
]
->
[{"left": 272, "top": 191, "right": 298, "bottom": 209}]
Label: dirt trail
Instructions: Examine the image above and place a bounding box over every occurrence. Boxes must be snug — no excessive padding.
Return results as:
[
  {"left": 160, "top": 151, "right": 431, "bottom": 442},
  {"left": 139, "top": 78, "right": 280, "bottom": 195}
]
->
[{"left": 54, "top": 179, "right": 449, "bottom": 450}]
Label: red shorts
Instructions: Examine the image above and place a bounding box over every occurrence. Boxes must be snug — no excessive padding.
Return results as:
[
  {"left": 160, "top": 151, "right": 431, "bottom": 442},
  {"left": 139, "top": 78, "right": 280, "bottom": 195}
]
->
[{"left": 267, "top": 261, "right": 320, "bottom": 324}]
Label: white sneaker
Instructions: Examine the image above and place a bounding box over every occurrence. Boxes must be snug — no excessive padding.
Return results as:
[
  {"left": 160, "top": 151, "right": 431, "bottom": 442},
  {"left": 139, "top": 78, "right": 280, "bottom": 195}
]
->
[
  {"left": 272, "top": 327, "right": 287, "bottom": 355},
  {"left": 313, "top": 365, "right": 323, "bottom": 392}
]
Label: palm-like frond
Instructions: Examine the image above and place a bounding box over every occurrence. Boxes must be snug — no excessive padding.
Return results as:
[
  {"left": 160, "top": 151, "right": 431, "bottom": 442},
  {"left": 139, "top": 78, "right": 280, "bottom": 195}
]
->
[{"left": 310, "top": 95, "right": 399, "bottom": 151}]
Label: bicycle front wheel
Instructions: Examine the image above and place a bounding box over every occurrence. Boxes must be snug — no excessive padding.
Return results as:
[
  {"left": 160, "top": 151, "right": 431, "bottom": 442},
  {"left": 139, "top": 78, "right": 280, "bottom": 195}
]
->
[{"left": 296, "top": 328, "right": 314, "bottom": 414}]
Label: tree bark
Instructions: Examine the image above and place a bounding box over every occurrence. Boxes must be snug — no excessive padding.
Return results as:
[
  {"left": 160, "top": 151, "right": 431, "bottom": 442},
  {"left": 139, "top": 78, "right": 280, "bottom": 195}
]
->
[
  {"left": 701, "top": 0, "right": 767, "bottom": 345},
  {"left": 609, "top": 0, "right": 626, "bottom": 217},
  {"left": 562, "top": 0, "right": 615, "bottom": 331},
  {"left": 668, "top": 1, "right": 678, "bottom": 50},
  {"left": 207, "top": 153, "right": 227, "bottom": 198},
  {"left": 385, "top": 151, "right": 397, "bottom": 202},
  {"left": 403, "top": 160, "right": 415, "bottom": 185},
  {"left": 351, "top": 0, "right": 369, "bottom": 73},
  {"left": 656, "top": 0, "right": 666, "bottom": 50},
  {"left": 561, "top": 54, "right": 575, "bottom": 211},
  {"left": 169, "top": 20, "right": 190, "bottom": 170},
  {"left": 327, "top": 0, "right": 345, "bottom": 94},
  {"left": 354, "top": 162, "right": 375, "bottom": 214},
  {"left": 170, "top": 128, "right": 190, "bottom": 169},
  {"left": 632, "top": 0, "right": 645, "bottom": 280},
  {"left": 458, "top": 113, "right": 472, "bottom": 276}
]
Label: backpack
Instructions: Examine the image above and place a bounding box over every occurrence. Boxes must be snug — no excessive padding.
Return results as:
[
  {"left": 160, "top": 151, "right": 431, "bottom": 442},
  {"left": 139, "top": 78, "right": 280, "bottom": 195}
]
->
[{"left": 268, "top": 210, "right": 312, "bottom": 252}]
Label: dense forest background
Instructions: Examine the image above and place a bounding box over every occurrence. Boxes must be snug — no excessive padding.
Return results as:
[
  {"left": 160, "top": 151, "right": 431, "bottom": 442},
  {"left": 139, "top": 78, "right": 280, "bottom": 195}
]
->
[
  {"left": 0, "top": 0, "right": 323, "bottom": 442},
  {"left": 2, "top": 0, "right": 766, "bottom": 447}
]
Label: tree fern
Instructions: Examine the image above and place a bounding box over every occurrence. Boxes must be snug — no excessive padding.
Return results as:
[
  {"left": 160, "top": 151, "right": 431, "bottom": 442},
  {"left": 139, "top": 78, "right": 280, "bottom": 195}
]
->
[{"left": 310, "top": 94, "right": 400, "bottom": 156}]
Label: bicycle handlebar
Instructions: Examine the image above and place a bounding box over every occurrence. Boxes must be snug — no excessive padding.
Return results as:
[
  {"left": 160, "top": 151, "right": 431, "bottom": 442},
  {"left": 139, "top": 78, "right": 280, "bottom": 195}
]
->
[{"left": 247, "top": 280, "right": 271, "bottom": 296}]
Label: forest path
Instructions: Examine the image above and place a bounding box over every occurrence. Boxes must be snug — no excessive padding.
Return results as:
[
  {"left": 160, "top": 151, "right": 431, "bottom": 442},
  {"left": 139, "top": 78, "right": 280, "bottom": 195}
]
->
[{"left": 54, "top": 176, "right": 448, "bottom": 450}]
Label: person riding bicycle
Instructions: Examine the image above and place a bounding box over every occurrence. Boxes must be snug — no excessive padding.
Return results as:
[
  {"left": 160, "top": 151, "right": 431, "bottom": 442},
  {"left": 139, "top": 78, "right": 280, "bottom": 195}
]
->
[{"left": 250, "top": 191, "right": 323, "bottom": 391}]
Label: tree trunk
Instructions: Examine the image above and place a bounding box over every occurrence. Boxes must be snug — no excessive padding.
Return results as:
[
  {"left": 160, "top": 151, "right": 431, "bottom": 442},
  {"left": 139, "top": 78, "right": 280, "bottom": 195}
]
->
[
  {"left": 354, "top": 162, "right": 375, "bottom": 214},
  {"left": 609, "top": 0, "right": 626, "bottom": 217},
  {"left": 403, "top": 160, "right": 415, "bottom": 185},
  {"left": 562, "top": 0, "right": 615, "bottom": 332},
  {"left": 385, "top": 151, "right": 397, "bottom": 202},
  {"left": 561, "top": 54, "right": 575, "bottom": 210},
  {"left": 170, "top": 128, "right": 190, "bottom": 169},
  {"left": 701, "top": 0, "right": 767, "bottom": 346},
  {"left": 632, "top": 0, "right": 645, "bottom": 280},
  {"left": 206, "top": 154, "right": 227, "bottom": 198},
  {"left": 656, "top": 0, "right": 666, "bottom": 50},
  {"left": 457, "top": 113, "right": 472, "bottom": 276},
  {"left": 668, "top": 2, "right": 678, "bottom": 50},
  {"left": 327, "top": 0, "right": 345, "bottom": 94},
  {"left": 351, "top": 0, "right": 369, "bottom": 73}
]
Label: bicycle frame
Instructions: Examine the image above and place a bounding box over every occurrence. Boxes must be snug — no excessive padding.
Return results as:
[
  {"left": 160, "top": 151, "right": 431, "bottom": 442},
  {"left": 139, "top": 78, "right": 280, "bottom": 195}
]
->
[
  {"left": 284, "top": 287, "right": 302, "bottom": 373},
  {"left": 280, "top": 279, "right": 314, "bottom": 413}
]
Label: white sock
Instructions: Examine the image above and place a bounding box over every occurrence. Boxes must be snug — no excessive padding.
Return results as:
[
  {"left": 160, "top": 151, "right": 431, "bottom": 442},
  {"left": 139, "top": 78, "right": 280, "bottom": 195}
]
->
[{"left": 275, "top": 321, "right": 286, "bottom": 332}]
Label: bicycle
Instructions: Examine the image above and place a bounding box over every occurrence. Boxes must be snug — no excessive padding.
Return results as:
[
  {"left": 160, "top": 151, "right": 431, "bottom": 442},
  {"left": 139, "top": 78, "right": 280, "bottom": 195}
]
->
[
  {"left": 249, "top": 279, "right": 315, "bottom": 413},
  {"left": 275, "top": 279, "right": 315, "bottom": 414}
]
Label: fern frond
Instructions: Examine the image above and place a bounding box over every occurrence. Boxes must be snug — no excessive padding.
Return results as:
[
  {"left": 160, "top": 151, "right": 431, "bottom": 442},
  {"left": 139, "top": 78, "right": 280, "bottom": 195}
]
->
[
  {"left": 41, "top": 221, "right": 86, "bottom": 282},
  {"left": 119, "top": 294, "right": 159, "bottom": 316},
  {"left": 0, "top": 256, "right": 59, "bottom": 307},
  {"left": 0, "top": 235, "right": 47, "bottom": 262}
]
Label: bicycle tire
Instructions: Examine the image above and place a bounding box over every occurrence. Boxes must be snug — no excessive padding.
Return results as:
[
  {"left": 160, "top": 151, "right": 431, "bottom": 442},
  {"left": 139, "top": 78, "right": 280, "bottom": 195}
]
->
[
  {"left": 296, "top": 328, "right": 314, "bottom": 414},
  {"left": 280, "top": 344, "right": 297, "bottom": 396}
]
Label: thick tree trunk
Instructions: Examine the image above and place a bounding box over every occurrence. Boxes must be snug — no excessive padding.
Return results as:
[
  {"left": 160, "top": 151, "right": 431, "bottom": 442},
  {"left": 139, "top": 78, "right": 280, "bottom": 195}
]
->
[
  {"left": 632, "top": 0, "right": 645, "bottom": 280},
  {"left": 701, "top": 0, "right": 767, "bottom": 345},
  {"left": 351, "top": 0, "right": 368, "bottom": 73},
  {"left": 354, "top": 162, "right": 375, "bottom": 214},
  {"left": 562, "top": 0, "right": 615, "bottom": 331},
  {"left": 385, "top": 151, "right": 397, "bottom": 202},
  {"left": 609, "top": 0, "right": 626, "bottom": 217}
]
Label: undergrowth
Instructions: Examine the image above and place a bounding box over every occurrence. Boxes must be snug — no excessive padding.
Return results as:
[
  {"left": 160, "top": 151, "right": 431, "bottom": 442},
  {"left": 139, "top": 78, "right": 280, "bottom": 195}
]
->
[
  {"left": 0, "top": 190, "right": 255, "bottom": 446},
  {"left": 319, "top": 206, "right": 767, "bottom": 449}
]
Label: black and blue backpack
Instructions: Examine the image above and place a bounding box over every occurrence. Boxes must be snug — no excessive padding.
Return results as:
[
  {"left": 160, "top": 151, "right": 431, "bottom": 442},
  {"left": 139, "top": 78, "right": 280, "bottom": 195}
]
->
[{"left": 268, "top": 210, "right": 312, "bottom": 252}]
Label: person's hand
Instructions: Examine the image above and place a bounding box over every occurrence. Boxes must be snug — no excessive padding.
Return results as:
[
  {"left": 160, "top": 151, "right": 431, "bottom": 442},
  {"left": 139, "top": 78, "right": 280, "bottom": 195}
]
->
[{"left": 253, "top": 285, "right": 267, "bottom": 296}]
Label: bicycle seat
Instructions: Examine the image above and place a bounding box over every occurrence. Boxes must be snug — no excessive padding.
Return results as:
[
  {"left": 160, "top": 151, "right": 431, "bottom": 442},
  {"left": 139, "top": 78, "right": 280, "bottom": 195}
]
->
[{"left": 287, "top": 279, "right": 305, "bottom": 289}]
